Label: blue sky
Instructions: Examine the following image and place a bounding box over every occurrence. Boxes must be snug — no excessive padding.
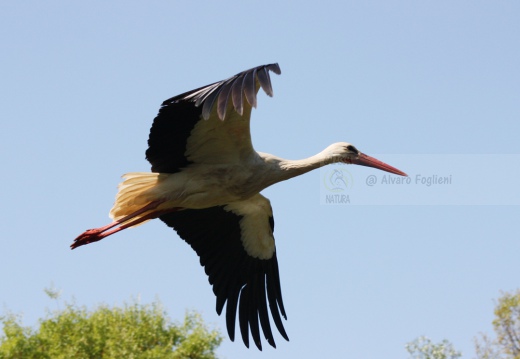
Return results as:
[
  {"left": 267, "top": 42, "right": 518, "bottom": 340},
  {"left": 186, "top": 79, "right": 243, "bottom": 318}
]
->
[{"left": 1, "top": 1, "right": 519, "bottom": 358}]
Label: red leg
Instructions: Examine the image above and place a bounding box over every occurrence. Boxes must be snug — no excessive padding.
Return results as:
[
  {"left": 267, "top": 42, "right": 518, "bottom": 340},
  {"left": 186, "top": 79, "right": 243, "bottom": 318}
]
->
[{"left": 71, "top": 200, "right": 177, "bottom": 250}]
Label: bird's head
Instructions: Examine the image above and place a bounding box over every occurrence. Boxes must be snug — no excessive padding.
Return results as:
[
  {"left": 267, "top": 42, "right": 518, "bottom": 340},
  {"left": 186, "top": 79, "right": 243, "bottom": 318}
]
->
[{"left": 324, "top": 142, "right": 407, "bottom": 176}]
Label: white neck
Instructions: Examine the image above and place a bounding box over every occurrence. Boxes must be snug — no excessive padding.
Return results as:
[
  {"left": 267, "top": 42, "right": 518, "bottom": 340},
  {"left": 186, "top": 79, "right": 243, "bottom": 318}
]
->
[{"left": 258, "top": 147, "right": 339, "bottom": 187}]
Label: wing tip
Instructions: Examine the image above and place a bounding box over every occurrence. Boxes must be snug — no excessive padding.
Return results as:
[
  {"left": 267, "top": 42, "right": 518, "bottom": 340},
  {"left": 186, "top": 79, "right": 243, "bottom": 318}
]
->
[
  {"left": 202, "top": 63, "right": 282, "bottom": 121},
  {"left": 268, "top": 63, "right": 282, "bottom": 75},
  {"left": 158, "top": 63, "right": 281, "bottom": 121}
]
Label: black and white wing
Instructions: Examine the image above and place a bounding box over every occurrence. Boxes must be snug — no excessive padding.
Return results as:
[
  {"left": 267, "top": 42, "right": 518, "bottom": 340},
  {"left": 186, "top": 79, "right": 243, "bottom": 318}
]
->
[
  {"left": 159, "top": 194, "right": 288, "bottom": 350},
  {"left": 145, "top": 63, "right": 281, "bottom": 173}
]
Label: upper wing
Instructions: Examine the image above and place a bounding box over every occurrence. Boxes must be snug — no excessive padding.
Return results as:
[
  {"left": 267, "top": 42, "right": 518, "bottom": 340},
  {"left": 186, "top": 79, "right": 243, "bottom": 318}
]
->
[
  {"left": 146, "top": 64, "right": 281, "bottom": 173},
  {"left": 159, "top": 194, "right": 288, "bottom": 350}
]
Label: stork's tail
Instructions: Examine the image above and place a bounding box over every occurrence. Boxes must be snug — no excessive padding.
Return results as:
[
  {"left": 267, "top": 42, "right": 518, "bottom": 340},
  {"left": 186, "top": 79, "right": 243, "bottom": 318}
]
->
[{"left": 109, "top": 172, "right": 161, "bottom": 225}]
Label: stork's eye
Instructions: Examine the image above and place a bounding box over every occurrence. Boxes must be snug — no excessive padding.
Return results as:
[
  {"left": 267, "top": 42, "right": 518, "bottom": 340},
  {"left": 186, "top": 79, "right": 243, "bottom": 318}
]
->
[{"left": 346, "top": 145, "right": 358, "bottom": 154}]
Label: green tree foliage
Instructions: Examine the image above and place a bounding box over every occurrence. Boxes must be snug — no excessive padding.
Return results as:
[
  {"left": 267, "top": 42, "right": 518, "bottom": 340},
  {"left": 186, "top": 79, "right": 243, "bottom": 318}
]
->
[
  {"left": 406, "top": 336, "right": 462, "bottom": 359},
  {"left": 475, "top": 290, "right": 520, "bottom": 359},
  {"left": 0, "top": 298, "right": 222, "bottom": 359}
]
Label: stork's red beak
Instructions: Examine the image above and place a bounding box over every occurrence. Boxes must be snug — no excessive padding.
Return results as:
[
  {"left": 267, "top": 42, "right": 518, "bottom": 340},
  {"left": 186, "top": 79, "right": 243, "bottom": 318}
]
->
[{"left": 352, "top": 153, "right": 407, "bottom": 176}]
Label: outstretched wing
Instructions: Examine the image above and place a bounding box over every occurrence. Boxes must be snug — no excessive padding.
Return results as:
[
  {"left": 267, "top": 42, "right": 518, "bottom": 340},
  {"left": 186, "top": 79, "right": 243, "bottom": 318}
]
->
[
  {"left": 159, "top": 194, "right": 288, "bottom": 350},
  {"left": 146, "top": 63, "right": 281, "bottom": 173}
]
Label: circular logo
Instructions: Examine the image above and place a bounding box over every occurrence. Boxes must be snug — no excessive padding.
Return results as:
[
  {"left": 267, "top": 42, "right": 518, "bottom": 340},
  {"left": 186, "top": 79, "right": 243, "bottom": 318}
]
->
[{"left": 323, "top": 168, "right": 353, "bottom": 193}]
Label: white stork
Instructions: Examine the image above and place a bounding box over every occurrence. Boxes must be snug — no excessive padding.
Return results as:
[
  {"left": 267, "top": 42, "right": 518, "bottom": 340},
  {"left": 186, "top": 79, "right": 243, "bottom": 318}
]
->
[{"left": 72, "top": 63, "right": 406, "bottom": 350}]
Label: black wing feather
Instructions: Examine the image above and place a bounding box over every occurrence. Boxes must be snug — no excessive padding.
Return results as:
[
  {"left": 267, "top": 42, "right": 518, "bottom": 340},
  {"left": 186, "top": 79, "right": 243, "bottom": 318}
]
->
[
  {"left": 231, "top": 74, "right": 245, "bottom": 116},
  {"left": 243, "top": 69, "right": 257, "bottom": 108},
  {"left": 159, "top": 206, "right": 288, "bottom": 350},
  {"left": 145, "top": 101, "right": 200, "bottom": 173},
  {"left": 216, "top": 81, "right": 234, "bottom": 121},
  {"left": 257, "top": 67, "right": 273, "bottom": 97}
]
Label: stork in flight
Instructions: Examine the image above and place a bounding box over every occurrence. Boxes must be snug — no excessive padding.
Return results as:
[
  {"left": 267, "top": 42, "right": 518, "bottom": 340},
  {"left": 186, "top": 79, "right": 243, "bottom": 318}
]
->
[{"left": 72, "top": 63, "right": 406, "bottom": 350}]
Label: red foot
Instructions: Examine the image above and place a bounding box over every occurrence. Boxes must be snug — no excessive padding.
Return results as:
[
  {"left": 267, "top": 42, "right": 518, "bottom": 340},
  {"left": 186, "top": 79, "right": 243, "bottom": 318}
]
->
[
  {"left": 70, "top": 201, "right": 175, "bottom": 250},
  {"left": 71, "top": 228, "right": 106, "bottom": 249}
]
